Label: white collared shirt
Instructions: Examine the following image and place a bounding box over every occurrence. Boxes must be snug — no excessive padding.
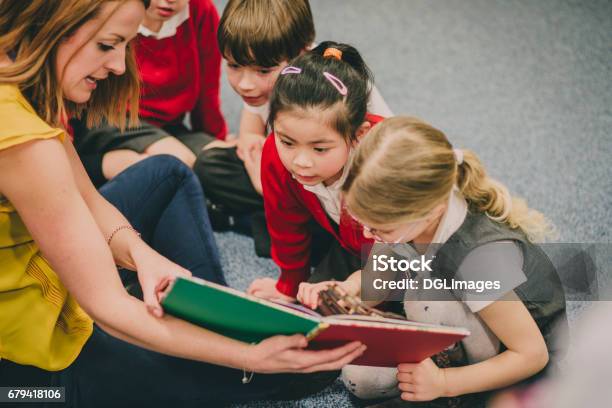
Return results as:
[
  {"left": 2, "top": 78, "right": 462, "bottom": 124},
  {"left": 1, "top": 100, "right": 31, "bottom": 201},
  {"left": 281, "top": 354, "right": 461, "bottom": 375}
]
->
[
  {"left": 429, "top": 186, "right": 468, "bottom": 250},
  {"left": 393, "top": 186, "right": 468, "bottom": 262},
  {"left": 138, "top": 5, "right": 190, "bottom": 40},
  {"left": 301, "top": 149, "right": 355, "bottom": 225}
]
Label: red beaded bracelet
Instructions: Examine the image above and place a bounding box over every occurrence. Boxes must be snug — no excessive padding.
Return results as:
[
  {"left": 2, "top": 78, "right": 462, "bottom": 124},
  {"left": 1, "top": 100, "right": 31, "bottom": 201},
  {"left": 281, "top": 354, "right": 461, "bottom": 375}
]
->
[{"left": 106, "top": 225, "right": 141, "bottom": 246}]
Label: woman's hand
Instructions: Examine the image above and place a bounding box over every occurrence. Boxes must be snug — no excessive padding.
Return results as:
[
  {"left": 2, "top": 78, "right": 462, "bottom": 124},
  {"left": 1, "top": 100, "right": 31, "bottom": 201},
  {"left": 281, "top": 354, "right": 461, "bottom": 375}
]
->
[
  {"left": 397, "top": 358, "right": 448, "bottom": 402},
  {"left": 131, "top": 245, "right": 192, "bottom": 317},
  {"left": 297, "top": 279, "right": 360, "bottom": 310},
  {"left": 247, "top": 277, "right": 295, "bottom": 302},
  {"left": 246, "top": 334, "right": 366, "bottom": 374}
]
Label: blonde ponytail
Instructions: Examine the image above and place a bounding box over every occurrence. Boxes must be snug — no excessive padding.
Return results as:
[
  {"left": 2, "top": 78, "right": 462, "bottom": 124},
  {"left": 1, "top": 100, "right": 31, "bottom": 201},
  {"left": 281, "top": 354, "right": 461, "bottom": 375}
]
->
[
  {"left": 457, "top": 150, "right": 555, "bottom": 241},
  {"left": 343, "top": 116, "right": 555, "bottom": 242}
]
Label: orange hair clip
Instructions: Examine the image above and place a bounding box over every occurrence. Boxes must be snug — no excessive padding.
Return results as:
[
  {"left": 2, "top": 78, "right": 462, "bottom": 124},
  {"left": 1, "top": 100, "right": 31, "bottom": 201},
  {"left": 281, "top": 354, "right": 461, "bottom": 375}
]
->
[{"left": 323, "top": 47, "right": 343, "bottom": 61}]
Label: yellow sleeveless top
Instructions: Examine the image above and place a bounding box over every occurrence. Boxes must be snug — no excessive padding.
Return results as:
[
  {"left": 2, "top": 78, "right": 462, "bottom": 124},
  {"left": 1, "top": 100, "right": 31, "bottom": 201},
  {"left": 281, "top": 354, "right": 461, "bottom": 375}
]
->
[{"left": 0, "top": 84, "right": 93, "bottom": 371}]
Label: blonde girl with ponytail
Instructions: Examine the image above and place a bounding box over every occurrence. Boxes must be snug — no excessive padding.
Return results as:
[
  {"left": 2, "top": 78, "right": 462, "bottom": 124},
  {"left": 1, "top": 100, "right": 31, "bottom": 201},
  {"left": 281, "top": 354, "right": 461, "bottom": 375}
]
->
[
  {"left": 297, "top": 116, "right": 566, "bottom": 406},
  {"left": 344, "top": 116, "right": 553, "bottom": 243}
]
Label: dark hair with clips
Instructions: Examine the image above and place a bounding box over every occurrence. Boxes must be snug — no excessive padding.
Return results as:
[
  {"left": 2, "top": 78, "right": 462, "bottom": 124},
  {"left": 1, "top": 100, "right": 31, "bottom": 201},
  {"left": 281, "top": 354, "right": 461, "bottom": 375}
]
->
[{"left": 268, "top": 41, "right": 373, "bottom": 142}]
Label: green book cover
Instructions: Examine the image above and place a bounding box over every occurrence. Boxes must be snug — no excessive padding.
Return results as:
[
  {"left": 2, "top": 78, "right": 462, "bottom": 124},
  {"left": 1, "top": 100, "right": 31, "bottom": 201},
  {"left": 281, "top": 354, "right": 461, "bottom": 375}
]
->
[{"left": 161, "top": 277, "right": 323, "bottom": 343}]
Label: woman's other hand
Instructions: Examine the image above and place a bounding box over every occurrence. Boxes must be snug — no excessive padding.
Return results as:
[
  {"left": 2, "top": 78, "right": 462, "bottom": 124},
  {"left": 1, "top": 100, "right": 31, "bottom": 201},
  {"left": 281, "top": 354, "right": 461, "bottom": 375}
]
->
[{"left": 247, "top": 334, "right": 366, "bottom": 374}]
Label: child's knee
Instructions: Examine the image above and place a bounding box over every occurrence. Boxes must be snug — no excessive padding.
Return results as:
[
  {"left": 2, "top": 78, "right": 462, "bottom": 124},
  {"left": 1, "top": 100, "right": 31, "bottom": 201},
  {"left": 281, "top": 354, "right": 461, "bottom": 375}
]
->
[
  {"left": 341, "top": 365, "right": 400, "bottom": 400},
  {"left": 102, "top": 149, "right": 150, "bottom": 180},
  {"left": 145, "top": 137, "right": 196, "bottom": 168}
]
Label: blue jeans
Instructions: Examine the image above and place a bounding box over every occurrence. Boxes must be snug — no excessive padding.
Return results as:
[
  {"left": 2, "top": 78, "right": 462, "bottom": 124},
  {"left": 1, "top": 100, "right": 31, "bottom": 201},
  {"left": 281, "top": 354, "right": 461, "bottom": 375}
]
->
[
  {"left": 99, "top": 155, "right": 225, "bottom": 285},
  {"left": 0, "top": 156, "right": 336, "bottom": 406}
]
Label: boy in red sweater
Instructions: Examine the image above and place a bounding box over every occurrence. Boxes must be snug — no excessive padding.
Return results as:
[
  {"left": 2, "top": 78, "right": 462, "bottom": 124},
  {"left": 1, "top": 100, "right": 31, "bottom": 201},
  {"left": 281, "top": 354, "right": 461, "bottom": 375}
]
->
[{"left": 73, "top": 0, "right": 228, "bottom": 186}]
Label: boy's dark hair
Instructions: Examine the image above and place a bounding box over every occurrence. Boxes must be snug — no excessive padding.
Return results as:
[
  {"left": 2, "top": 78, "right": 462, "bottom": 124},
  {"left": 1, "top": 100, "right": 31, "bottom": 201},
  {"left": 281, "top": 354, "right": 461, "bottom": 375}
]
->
[
  {"left": 218, "top": 0, "right": 315, "bottom": 67},
  {"left": 268, "top": 41, "right": 373, "bottom": 142}
]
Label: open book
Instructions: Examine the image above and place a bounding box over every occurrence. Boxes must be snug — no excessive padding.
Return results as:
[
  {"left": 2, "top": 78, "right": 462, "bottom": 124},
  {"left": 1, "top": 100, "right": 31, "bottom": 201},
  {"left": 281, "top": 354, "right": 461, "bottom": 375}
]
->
[{"left": 160, "top": 277, "right": 470, "bottom": 367}]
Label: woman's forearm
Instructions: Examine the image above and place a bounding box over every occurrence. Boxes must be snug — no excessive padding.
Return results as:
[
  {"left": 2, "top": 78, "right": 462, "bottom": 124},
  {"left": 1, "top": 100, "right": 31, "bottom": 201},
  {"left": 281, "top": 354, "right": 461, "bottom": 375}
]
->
[
  {"left": 1, "top": 139, "right": 254, "bottom": 371},
  {"left": 93, "top": 292, "right": 253, "bottom": 370},
  {"left": 85, "top": 193, "right": 146, "bottom": 270},
  {"left": 65, "top": 138, "right": 149, "bottom": 270},
  {"left": 443, "top": 348, "right": 549, "bottom": 397},
  {"left": 74, "top": 190, "right": 256, "bottom": 369}
]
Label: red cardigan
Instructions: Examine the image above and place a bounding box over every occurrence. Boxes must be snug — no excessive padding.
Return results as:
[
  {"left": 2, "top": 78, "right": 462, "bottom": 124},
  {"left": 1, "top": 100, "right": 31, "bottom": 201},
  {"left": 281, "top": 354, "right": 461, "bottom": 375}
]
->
[
  {"left": 262, "top": 114, "right": 384, "bottom": 297},
  {"left": 135, "top": 0, "right": 227, "bottom": 139}
]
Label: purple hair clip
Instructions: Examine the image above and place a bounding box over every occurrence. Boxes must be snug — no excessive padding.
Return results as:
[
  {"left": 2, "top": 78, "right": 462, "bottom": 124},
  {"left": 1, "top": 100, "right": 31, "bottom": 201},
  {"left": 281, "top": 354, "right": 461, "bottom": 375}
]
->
[
  {"left": 281, "top": 66, "right": 302, "bottom": 75},
  {"left": 323, "top": 72, "right": 348, "bottom": 96}
]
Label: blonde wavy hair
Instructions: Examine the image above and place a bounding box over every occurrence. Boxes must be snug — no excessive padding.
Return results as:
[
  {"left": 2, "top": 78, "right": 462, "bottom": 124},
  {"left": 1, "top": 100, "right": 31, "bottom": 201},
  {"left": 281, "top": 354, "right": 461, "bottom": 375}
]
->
[
  {"left": 343, "top": 116, "right": 554, "bottom": 242},
  {"left": 0, "top": 0, "right": 148, "bottom": 129}
]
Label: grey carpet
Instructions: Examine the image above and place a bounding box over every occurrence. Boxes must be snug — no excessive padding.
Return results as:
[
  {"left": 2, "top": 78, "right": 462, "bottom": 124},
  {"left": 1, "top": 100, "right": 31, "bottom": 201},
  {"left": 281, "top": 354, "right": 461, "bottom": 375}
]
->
[{"left": 209, "top": 0, "right": 612, "bottom": 406}]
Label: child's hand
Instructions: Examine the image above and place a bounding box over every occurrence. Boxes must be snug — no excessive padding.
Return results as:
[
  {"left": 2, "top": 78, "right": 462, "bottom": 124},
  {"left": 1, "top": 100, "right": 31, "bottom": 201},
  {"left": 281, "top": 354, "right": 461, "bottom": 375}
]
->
[
  {"left": 237, "top": 132, "right": 265, "bottom": 161},
  {"left": 247, "top": 277, "right": 295, "bottom": 302},
  {"left": 243, "top": 141, "right": 263, "bottom": 195},
  {"left": 397, "top": 358, "right": 448, "bottom": 402},
  {"left": 201, "top": 138, "right": 238, "bottom": 151},
  {"left": 297, "top": 280, "right": 360, "bottom": 310}
]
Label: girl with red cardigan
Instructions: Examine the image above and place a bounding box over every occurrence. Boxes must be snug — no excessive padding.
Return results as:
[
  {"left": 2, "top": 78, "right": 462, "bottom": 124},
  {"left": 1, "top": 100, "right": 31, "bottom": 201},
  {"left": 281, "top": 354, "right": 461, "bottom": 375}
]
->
[{"left": 247, "top": 42, "right": 385, "bottom": 300}]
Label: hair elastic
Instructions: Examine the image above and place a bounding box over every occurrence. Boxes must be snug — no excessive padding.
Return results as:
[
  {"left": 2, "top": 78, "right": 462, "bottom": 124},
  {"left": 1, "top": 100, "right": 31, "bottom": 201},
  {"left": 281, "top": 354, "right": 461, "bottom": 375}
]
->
[
  {"left": 323, "top": 47, "right": 343, "bottom": 61},
  {"left": 280, "top": 66, "right": 302, "bottom": 75},
  {"left": 453, "top": 148, "right": 464, "bottom": 165},
  {"left": 322, "top": 72, "right": 348, "bottom": 96}
]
